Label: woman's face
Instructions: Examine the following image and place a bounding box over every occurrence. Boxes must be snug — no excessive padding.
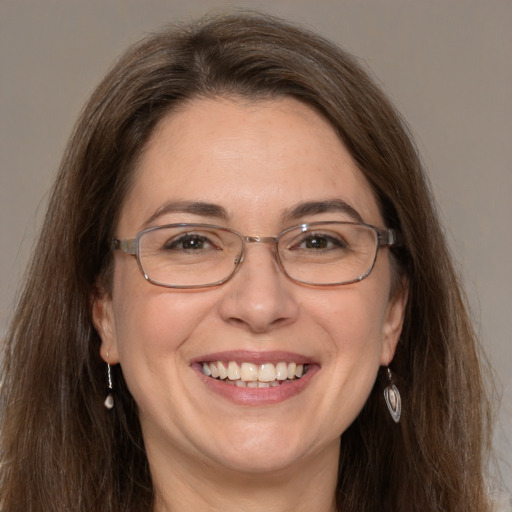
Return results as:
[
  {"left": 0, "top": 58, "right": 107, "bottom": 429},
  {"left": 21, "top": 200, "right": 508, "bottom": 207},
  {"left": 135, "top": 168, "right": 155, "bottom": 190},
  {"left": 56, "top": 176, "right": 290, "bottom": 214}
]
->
[{"left": 93, "top": 96, "right": 406, "bottom": 477}]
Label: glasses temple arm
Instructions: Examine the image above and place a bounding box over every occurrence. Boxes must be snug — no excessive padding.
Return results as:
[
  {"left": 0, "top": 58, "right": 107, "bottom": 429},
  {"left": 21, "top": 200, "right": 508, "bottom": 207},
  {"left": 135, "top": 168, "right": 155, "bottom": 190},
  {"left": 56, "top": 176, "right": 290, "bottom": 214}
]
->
[
  {"left": 111, "top": 238, "right": 138, "bottom": 255},
  {"left": 378, "top": 229, "right": 401, "bottom": 248}
]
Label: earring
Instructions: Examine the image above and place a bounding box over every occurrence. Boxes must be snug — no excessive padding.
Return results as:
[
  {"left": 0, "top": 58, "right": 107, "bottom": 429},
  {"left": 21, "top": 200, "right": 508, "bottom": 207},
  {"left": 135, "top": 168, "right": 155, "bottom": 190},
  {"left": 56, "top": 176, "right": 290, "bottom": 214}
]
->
[
  {"left": 104, "top": 350, "right": 114, "bottom": 409},
  {"left": 384, "top": 367, "right": 401, "bottom": 423}
]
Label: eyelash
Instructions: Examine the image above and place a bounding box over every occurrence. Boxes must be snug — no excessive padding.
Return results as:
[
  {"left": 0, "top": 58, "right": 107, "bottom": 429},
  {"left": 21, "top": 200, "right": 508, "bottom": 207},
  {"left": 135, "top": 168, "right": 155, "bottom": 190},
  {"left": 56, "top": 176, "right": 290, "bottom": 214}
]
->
[{"left": 164, "top": 233, "right": 219, "bottom": 251}]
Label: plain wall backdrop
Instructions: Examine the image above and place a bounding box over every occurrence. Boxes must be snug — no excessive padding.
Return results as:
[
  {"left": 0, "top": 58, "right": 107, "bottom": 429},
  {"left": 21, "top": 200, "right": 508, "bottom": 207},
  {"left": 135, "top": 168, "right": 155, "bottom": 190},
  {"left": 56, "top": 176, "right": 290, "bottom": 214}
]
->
[{"left": 1, "top": 0, "right": 511, "bottom": 500}]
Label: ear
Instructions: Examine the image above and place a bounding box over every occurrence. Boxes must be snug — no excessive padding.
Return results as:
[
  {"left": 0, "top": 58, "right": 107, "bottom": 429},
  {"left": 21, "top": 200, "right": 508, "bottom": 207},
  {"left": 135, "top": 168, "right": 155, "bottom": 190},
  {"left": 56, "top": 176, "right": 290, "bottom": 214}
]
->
[
  {"left": 91, "top": 286, "right": 120, "bottom": 364},
  {"left": 380, "top": 279, "right": 409, "bottom": 366}
]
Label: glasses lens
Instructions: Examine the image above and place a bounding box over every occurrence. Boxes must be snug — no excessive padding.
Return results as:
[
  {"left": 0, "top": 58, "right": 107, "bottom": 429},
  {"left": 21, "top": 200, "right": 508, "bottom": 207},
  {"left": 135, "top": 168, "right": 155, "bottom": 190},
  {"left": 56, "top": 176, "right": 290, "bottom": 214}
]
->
[
  {"left": 278, "top": 223, "right": 379, "bottom": 285},
  {"left": 138, "top": 225, "right": 243, "bottom": 287}
]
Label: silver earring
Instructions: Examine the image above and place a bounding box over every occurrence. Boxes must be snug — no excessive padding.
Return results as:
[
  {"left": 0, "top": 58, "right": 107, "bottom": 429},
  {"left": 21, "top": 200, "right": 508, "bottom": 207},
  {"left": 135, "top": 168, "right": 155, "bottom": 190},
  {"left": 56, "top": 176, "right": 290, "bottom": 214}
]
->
[
  {"left": 104, "top": 351, "right": 114, "bottom": 409},
  {"left": 384, "top": 367, "right": 401, "bottom": 423}
]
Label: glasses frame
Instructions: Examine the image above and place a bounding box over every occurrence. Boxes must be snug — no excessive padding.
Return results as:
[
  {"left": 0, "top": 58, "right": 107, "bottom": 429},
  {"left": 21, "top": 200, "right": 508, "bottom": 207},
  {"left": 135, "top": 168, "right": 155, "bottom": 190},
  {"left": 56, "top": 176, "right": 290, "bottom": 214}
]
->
[{"left": 111, "top": 221, "right": 398, "bottom": 289}]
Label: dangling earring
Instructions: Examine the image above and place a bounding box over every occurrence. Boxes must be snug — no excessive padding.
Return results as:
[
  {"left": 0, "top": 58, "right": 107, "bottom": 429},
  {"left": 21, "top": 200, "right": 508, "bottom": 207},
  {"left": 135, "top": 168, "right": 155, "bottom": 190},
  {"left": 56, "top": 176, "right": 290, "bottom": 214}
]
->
[
  {"left": 104, "top": 350, "right": 114, "bottom": 409},
  {"left": 384, "top": 367, "right": 401, "bottom": 423}
]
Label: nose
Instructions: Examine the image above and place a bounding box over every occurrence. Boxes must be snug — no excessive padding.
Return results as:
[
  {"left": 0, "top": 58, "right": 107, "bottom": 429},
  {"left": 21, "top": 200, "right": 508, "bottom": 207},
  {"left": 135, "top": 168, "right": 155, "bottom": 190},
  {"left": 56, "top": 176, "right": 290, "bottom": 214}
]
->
[{"left": 218, "top": 243, "right": 300, "bottom": 334}]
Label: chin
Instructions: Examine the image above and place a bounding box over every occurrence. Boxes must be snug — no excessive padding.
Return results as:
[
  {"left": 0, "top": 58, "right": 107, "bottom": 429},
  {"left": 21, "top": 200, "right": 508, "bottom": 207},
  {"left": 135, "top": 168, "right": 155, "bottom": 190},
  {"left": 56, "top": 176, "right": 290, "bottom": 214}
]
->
[
  {"left": 200, "top": 424, "right": 330, "bottom": 476},
  {"left": 211, "top": 448, "right": 306, "bottom": 475}
]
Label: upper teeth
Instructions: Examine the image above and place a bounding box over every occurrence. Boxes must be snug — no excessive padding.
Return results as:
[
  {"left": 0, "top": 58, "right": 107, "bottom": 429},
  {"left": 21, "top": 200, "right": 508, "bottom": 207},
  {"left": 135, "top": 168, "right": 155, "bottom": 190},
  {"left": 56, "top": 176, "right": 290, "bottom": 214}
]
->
[{"left": 201, "top": 361, "right": 306, "bottom": 383}]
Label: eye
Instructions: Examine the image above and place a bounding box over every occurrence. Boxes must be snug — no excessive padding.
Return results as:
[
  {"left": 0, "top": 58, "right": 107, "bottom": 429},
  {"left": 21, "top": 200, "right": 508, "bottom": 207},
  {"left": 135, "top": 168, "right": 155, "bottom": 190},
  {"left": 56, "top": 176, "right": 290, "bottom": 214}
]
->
[
  {"left": 293, "top": 232, "right": 348, "bottom": 251},
  {"left": 164, "top": 233, "right": 220, "bottom": 252}
]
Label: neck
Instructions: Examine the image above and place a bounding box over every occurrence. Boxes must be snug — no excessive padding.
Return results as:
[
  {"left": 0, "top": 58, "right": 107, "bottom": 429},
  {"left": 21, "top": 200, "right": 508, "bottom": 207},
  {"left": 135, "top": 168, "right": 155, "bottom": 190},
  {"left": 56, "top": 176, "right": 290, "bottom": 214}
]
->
[{"left": 150, "top": 441, "right": 340, "bottom": 512}]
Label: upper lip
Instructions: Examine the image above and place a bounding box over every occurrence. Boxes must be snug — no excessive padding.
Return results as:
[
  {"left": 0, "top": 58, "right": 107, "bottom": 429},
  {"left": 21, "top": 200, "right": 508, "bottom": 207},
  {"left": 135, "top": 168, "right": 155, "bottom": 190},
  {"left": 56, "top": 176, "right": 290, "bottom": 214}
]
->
[{"left": 190, "top": 350, "right": 316, "bottom": 365}]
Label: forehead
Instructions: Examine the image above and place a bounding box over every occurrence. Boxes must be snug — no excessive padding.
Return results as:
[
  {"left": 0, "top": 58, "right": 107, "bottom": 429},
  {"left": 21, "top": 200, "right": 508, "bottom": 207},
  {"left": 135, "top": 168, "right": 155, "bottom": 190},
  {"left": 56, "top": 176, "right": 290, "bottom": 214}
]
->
[{"left": 118, "top": 96, "right": 382, "bottom": 234}]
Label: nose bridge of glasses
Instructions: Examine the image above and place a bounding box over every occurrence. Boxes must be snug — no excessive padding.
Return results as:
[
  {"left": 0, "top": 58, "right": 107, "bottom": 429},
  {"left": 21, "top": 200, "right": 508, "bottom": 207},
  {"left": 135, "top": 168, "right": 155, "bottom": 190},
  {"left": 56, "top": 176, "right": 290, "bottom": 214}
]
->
[
  {"left": 244, "top": 235, "right": 278, "bottom": 245},
  {"left": 234, "top": 235, "right": 280, "bottom": 267}
]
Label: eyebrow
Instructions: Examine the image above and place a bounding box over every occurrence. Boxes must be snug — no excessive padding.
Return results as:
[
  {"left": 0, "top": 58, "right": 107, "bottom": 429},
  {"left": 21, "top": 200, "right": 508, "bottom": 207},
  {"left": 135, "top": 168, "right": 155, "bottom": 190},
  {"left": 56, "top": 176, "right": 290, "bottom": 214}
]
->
[
  {"left": 143, "top": 198, "right": 362, "bottom": 229},
  {"left": 143, "top": 200, "right": 229, "bottom": 227},
  {"left": 282, "top": 199, "right": 363, "bottom": 223}
]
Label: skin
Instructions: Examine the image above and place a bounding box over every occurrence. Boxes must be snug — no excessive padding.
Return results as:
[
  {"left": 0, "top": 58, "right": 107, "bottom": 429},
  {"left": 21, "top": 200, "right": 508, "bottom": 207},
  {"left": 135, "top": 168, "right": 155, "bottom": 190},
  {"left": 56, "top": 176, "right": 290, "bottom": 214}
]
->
[{"left": 93, "top": 96, "right": 407, "bottom": 512}]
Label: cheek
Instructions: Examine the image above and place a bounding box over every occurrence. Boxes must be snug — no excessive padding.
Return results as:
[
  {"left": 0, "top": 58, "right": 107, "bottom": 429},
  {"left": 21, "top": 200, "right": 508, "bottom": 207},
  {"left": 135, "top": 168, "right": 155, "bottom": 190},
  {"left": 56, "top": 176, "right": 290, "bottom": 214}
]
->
[
  {"left": 293, "top": 286, "right": 390, "bottom": 438},
  {"left": 110, "top": 285, "right": 221, "bottom": 421},
  {"left": 110, "top": 261, "right": 218, "bottom": 360},
  {"left": 312, "top": 281, "right": 390, "bottom": 392},
  {"left": 313, "top": 284, "right": 389, "bottom": 352},
  {"left": 113, "top": 294, "right": 213, "bottom": 357}
]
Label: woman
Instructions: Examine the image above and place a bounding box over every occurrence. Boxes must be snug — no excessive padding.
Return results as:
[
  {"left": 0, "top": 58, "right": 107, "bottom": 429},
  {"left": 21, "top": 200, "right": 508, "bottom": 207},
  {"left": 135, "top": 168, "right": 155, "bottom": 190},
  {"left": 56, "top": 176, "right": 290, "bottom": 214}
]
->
[{"left": 0, "top": 13, "right": 492, "bottom": 512}]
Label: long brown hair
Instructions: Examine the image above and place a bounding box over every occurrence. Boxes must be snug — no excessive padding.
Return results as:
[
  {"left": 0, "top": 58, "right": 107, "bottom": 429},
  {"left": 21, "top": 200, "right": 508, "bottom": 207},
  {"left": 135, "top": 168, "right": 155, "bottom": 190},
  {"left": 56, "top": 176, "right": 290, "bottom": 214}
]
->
[{"left": 0, "top": 13, "right": 493, "bottom": 511}]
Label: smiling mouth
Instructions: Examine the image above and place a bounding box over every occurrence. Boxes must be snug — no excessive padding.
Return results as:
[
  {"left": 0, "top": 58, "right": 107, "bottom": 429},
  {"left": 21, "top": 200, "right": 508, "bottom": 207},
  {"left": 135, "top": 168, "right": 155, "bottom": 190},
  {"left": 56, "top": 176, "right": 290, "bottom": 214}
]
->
[{"left": 201, "top": 361, "right": 309, "bottom": 388}]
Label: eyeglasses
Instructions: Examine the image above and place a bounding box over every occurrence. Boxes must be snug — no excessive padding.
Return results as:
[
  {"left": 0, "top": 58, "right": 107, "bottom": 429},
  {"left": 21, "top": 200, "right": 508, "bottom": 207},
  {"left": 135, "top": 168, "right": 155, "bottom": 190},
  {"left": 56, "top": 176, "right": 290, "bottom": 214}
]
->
[{"left": 112, "top": 221, "right": 398, "bottom": 289}]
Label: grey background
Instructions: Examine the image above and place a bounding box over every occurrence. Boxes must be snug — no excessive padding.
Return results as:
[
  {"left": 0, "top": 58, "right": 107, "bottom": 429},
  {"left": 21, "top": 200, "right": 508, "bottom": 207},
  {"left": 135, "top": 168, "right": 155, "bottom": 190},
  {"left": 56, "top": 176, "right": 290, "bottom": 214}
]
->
[{"left": 1, "top": 0, "right": 511, "bottom": 502}]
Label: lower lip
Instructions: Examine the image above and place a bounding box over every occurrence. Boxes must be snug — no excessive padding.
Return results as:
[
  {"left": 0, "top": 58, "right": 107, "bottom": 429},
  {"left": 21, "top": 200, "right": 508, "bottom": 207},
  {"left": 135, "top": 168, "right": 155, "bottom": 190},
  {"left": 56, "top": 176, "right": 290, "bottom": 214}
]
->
[{"left": 194, "top": 365, "right": 318, "bottom": 406}]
